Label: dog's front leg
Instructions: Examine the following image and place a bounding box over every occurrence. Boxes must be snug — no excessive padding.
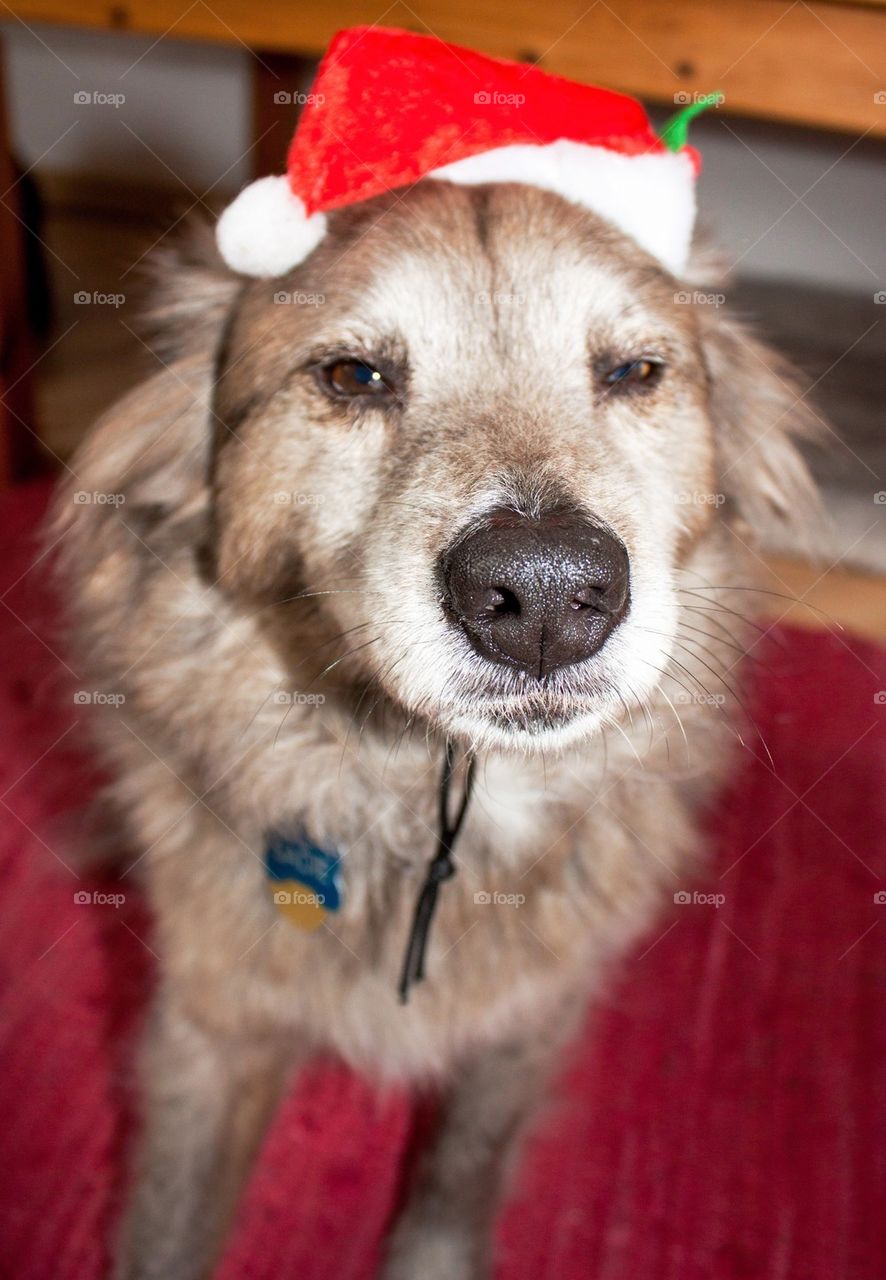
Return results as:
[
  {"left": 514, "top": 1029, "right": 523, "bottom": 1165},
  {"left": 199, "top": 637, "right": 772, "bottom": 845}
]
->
[
  {"left": 382, "top": 1025, "right": 569, "bottom": 1280},
  {"left": 115, "top": 991, "right": 294, "bottom": 1280}
]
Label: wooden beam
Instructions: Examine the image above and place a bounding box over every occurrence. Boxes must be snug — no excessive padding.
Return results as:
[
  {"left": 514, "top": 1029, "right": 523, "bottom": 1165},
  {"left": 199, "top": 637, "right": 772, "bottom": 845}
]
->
[{"left": 8, "top": 0, "right": 886, "bottom": 138}]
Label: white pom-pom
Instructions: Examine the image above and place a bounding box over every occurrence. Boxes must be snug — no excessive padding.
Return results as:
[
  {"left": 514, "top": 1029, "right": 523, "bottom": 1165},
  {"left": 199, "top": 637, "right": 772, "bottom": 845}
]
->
[{"left": 215, "top": 175, "right": 328, "bottom": 277}]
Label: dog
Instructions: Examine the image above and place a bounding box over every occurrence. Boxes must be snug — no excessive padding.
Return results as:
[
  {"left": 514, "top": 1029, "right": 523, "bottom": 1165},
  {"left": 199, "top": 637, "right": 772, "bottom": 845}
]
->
[{"left": 52, "top": 178, "right": 817, "bottom": 1279}]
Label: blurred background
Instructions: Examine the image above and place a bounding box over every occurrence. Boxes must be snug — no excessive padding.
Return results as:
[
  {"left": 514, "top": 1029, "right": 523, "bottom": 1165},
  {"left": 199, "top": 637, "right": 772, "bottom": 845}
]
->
[{"left": 0, "top": 1, "right": 883, "bottom": 631}]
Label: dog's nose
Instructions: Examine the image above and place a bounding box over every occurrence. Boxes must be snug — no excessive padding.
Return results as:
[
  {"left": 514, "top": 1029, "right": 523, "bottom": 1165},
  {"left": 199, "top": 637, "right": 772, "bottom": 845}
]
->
[{"left": 441, "top": 509, "right": 630, "bottom": 678}]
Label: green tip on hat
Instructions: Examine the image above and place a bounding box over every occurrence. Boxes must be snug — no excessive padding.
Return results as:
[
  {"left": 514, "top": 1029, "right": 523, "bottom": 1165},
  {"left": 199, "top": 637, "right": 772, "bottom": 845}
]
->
[{"left": 659, "top": 92, "right": 724, "bottom": 151}]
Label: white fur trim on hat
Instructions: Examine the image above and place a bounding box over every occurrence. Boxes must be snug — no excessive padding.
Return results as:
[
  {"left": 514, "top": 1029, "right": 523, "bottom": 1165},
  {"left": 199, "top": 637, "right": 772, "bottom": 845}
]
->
[
  {"left": 216, "top": 175, "right": 328, "bottom": 277},
  {"left": 431, "top": 140, "right": 696, "bottom": 277}
]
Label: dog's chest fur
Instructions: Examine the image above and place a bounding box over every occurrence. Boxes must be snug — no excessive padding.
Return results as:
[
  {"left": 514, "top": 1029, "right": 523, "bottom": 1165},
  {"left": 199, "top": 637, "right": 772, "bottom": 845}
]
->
[{"left": 122, "top": 719, "right": 700, "bottom": 1082}]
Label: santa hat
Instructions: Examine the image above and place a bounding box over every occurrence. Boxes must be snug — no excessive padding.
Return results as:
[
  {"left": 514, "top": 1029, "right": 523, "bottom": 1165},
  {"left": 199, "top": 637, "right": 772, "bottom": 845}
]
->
[{"left": 217, "top": 27, "right": 717, "bottom": 280}]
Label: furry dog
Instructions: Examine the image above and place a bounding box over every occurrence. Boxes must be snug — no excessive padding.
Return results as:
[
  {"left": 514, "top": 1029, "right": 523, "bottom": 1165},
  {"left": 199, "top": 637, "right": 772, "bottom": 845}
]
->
[{"left": 53, "top": 179, "right": 816, "bottom": 1279}]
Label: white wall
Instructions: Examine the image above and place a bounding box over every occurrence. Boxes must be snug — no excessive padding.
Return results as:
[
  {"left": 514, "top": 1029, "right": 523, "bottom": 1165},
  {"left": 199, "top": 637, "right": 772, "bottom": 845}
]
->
[
  {"left": 2, "top": 23, "right": 251, "bottom": 192},
  {"left": 2, "top": 22, "right": 884, "bottom": 291},
  {"left": 685, "top": 112, "right": 886, "bottom": 293}
]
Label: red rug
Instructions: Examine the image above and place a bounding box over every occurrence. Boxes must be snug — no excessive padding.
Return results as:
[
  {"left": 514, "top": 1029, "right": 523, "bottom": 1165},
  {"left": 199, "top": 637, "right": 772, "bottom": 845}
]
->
[{"left": 1, "top": 479, "right": 885, "bottom": 1280}]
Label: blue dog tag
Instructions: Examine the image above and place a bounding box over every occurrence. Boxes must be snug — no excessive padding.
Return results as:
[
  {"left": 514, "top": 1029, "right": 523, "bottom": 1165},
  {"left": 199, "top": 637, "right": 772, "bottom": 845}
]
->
[{"left": 264, "top": 831, "right": 343, "bottom": 930}]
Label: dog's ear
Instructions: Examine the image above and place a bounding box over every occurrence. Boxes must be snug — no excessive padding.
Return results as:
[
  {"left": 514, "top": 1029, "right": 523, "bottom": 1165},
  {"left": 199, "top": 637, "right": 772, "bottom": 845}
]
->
[
  {"left": 700, "top": 314, "right": 822, "bottom": 539},
  {"left": 139, "top": 218, "right": 241, "bottom": 367}
]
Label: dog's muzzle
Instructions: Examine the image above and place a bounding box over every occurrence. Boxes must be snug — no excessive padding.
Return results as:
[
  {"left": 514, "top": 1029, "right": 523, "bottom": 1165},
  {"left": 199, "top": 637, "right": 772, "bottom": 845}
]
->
[{"left": 440, "top": 508, "right": 630, "bottom": 679}]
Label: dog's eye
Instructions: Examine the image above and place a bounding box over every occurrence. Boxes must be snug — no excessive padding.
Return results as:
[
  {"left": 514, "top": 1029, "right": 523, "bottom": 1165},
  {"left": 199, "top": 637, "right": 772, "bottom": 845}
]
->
[
  {"left": 602, "top": 358, "right": 664, "bottom": 389},
  {"left": 321, "top": 359, "right": 394, "bottom": 399}
]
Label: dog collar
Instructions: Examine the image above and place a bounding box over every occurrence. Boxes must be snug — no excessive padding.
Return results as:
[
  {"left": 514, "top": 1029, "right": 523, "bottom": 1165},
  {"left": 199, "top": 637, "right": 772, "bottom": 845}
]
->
[
  {"left": 398, "top": 743, "right": 475, "bottom": 1003},
  {"left": 264, "top": 742, "right": 475, "bottom": 1001}
]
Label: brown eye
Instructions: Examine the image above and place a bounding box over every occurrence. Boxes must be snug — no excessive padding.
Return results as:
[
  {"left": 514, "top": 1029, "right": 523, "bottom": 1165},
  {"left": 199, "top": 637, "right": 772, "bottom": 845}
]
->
[
  {"left": 602, "top": 358, "right": 664, "bottom": 388},
  {"left": 321, "top": 359, "right": 394, "bottom": 399}
]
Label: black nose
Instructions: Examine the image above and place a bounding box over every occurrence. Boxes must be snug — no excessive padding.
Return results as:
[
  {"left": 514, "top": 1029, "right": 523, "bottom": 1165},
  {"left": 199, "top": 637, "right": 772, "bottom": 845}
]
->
[{"left": 441, "top": 509, "right": 630, "bottom": 678}]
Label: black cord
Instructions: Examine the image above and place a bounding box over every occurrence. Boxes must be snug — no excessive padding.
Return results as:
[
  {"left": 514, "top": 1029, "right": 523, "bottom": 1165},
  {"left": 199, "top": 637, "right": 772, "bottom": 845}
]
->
[{"left": 398, "top": 740, "right": 476, "bottom": 1003}]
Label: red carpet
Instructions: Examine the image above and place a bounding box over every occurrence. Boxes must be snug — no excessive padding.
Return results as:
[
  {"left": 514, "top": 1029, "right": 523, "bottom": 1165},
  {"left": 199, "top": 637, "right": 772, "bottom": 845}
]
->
[{"left": 1, "top": 479, "right": 885, "bottom": 1279}]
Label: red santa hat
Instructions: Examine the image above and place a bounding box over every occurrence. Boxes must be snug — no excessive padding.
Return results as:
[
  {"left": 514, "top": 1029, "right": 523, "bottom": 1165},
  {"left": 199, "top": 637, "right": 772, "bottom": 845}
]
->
[{"left": 217, "top": 27, "right": 709, "bottom": 280}]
